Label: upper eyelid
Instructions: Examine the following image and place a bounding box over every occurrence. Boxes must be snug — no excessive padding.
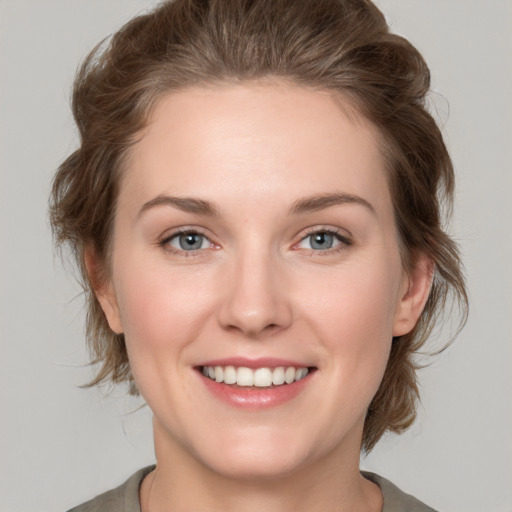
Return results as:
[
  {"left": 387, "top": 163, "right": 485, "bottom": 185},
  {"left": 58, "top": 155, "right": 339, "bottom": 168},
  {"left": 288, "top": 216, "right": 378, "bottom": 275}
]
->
[
  {"left": 297, "top": 226, "right": 352, "bottom": 241},
  {"left": 293, "top": 227, "right": 353, "bottom": 252},
  {"left": 157, "top": 225, "right": 352, "bottom": 248},
  {"left": 160, "top": 226, "right": 213, "bottom": 243}
]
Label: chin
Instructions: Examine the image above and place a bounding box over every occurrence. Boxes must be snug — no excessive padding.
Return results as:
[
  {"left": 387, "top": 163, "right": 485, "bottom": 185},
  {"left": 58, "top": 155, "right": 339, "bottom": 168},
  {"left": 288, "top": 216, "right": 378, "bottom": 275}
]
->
[
  {"left": 188, "top": 425, "right": 329, "bottom": 482},
  {"left": 203, "top": 448, "right": 309, "bottom": 481}
]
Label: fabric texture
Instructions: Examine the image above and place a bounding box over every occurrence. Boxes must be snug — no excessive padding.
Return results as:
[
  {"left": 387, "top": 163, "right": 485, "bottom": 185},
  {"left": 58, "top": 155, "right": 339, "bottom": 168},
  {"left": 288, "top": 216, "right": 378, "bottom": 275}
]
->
[
  {"left": 362, "top": 471, "right": 438, "bottom": 512},
  {"left": 67, "top": 466, "right": 438, "bottom": 512}
]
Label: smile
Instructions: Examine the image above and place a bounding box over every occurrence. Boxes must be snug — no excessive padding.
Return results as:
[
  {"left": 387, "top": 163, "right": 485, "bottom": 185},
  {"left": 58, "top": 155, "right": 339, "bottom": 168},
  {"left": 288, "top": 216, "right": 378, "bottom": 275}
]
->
[{"left": 201, "top": 365, "right": 310, "bottom": 387}]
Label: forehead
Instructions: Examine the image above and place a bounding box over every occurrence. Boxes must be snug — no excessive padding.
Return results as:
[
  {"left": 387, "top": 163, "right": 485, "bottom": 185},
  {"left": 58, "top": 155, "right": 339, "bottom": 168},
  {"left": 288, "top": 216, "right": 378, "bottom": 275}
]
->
[{"left": 122, "top": 81, "right": 391, "bottom": 216}]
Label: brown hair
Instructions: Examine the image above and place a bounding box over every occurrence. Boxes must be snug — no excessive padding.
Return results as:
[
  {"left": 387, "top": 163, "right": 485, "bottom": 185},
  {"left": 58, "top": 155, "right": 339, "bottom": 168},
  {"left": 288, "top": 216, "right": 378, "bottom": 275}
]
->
[{"left": 50, "top": 0, "right": 467, "bottom": 452}]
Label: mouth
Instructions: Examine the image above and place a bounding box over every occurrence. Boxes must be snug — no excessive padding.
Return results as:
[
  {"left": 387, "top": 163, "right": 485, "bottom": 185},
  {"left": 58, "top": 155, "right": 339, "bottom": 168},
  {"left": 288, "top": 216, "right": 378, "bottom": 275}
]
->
[
  {"left": 195, "top": 358, "right": 317, "bottom": 408},
  {"left": 199, "top": 365, "right": 314, "bottom": 388}
]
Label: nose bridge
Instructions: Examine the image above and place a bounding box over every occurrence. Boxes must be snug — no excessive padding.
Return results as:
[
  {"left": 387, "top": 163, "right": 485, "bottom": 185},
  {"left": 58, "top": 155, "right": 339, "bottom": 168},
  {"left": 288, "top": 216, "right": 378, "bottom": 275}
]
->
[{"left": 218, "top": 241, "right": 292, "bottom": 336}]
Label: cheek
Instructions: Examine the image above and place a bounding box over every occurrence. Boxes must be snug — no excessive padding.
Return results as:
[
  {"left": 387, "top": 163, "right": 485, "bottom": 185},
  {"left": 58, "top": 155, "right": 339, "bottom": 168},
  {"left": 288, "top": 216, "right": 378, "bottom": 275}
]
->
[
  {"left": 111, "top": 261, "right": 222, "bottom": 410},
  {"left": 297, "top": 257, "right": 402, "bottom": 385},
  {"left": 113, "top": 262, "right": 217, "bottom": 356},
  {"left": 301, "top": 258, "right": 401, "bottom": 339}
]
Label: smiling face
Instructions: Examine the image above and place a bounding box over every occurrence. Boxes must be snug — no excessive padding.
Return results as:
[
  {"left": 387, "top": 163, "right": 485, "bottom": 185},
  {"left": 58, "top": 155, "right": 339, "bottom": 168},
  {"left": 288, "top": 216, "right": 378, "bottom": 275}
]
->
[{"left": 91, "top": 82, "right": 431, "bottom": 481}]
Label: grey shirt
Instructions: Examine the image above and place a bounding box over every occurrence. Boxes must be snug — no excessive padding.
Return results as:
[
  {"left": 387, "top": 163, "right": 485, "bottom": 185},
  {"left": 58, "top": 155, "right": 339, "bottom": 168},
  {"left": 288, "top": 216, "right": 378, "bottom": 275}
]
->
[{"left": 67, "top": 466, "right": 437, "bottom": 512}]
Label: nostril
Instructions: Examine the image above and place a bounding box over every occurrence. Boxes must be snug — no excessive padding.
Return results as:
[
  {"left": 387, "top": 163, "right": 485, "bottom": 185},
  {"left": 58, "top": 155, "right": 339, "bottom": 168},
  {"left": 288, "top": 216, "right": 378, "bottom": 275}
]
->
[{"left": 224, "top": 321, "right": 282, "bottom": 337}]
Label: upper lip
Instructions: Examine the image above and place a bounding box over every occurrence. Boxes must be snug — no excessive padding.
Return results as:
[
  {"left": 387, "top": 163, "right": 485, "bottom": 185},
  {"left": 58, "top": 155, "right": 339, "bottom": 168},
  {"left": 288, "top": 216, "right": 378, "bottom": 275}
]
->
[{"left": 197, "top": 357, "right": 314, "bottom": 369}]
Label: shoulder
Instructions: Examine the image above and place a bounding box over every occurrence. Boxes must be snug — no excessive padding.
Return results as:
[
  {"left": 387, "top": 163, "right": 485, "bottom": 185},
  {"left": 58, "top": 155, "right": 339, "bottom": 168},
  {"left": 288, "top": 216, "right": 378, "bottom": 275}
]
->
[
  {"left": 67, "top": 466, "right": 155, "bottom": 512},
  {"left": 362, "top": 471, "right": 438, "bottom": 512}
]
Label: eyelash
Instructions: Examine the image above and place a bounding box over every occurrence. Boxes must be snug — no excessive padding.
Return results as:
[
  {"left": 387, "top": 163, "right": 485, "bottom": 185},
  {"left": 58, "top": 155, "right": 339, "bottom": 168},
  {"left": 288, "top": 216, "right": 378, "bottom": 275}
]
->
[
  {"left": 158, "top": 227, "right": 352, "bottom": 257},
  {"left": 158, "top": 228, "right": 217, "bottom": 257},
  {"left": 295, "top": 227, "right": 352, "bottom": 255}
]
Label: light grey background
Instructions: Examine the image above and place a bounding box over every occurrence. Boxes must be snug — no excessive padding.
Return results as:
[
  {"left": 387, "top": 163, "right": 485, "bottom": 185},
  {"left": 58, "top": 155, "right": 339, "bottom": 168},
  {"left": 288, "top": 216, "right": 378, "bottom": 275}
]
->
[{"left": 1, "top": 1, "right": 511, "bottom": 511}]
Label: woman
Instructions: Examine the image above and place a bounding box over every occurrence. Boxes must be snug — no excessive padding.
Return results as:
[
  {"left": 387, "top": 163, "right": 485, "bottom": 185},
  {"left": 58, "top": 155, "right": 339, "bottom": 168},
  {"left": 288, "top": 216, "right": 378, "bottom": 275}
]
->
[{"left": 50, "top": 0, "right": 467, "bottom": 510}]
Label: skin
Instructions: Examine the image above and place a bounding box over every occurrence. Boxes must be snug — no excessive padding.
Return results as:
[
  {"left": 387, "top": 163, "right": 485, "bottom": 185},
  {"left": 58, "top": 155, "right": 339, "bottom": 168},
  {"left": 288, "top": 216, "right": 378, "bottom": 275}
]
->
[{"left": 88, "top": 81, "right": 432, "bottom": 512}]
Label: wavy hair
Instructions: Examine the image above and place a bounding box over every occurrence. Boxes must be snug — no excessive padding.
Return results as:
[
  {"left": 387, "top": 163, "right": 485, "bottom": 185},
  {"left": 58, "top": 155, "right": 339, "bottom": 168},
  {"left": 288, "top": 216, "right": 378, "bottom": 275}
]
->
[{"left": 50, "top": 0, "right": 468, "bottom": 452}]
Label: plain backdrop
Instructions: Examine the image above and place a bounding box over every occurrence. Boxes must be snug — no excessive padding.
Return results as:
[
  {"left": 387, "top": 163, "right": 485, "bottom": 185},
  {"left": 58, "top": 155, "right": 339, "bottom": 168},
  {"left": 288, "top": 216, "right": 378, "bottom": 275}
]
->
[{"left": 1, "top": 1, "right": 511, "bottom": 511}]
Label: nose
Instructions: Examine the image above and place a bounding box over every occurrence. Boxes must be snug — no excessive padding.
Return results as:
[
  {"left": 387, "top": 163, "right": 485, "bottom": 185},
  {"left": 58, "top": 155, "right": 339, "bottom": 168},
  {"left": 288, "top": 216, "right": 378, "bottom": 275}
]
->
[{"left": 217, "top": 249, "right": 293, "bottom": 338}]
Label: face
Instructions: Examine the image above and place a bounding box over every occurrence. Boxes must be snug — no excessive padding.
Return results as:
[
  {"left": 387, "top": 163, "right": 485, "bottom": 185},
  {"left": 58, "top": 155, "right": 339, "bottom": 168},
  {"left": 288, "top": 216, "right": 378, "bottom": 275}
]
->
[{"left": 93, "top": 82, "right": 430, "bottom": 480}]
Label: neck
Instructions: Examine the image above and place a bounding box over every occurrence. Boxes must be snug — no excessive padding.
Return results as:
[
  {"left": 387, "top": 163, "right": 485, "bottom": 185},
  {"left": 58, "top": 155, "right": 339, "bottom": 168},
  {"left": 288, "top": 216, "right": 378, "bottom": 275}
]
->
[{"left": 140, "top": 418, "right": 382, "bottom": 512}]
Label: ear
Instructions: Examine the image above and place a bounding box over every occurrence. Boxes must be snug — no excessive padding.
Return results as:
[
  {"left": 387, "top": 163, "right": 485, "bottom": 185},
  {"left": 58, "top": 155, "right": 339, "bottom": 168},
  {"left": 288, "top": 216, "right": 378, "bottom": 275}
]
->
[
  {"left": 84, "top": 246, "right": 123, "bottom": 334},
  {"left": 393, "top": 252, "right": 434, "bottom": 337}
]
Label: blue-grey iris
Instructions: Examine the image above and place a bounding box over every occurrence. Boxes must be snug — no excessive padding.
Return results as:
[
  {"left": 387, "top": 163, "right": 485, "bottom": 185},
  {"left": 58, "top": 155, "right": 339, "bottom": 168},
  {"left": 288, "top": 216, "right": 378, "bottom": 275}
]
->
[
  {"left": 310, "top": 232, "right": 334, "bottom": 250},
  {"left": 179, "top": 233, "right": 203, "bottom": 250}
]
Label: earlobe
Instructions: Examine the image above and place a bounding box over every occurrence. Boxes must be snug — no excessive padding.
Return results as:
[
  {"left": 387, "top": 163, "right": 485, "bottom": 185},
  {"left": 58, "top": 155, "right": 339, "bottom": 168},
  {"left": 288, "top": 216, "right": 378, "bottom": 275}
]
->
[
  {"left": 84, "top": 246, "right": 123, "bottom": 334},
  {"left": 392, "top": 253, "right": 434, "bottom": 337}
]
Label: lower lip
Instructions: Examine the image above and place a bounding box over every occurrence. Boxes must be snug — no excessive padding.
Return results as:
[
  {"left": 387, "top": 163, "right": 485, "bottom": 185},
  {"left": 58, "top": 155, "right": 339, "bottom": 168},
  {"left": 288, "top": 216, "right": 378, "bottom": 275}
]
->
[{"left": 199, "top": 371, "right": 314, "bottom": 410}]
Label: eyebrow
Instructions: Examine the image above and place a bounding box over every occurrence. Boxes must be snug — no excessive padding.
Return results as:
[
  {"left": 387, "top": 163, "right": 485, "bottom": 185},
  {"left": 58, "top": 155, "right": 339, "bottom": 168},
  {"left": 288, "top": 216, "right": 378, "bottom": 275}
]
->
[
  {"left": 289, "top": 192, "right": 376, "bottom": 216},
  {"left": 138, "top": 195, "right": 219, "bottom": 218},
  {"left": 138, "top": 191, "right": 376, "bottom": 218}
]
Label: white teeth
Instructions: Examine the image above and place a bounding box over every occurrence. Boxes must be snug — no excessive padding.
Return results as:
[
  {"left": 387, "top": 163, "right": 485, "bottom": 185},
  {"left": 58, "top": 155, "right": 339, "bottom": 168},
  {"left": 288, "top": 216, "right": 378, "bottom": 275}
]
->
[
  {"left": 223, "top": 365, "right": 237, "bottom": 384},
  {"left": 236, "top": 367, "right": 254, "bottom": 386},
  {"left": 285, "top": 366, "right": 296, "bottom": 384},
  {"left": 254, "top": 368, "right": 273, "bottom": 387},
  {"left": 295, "top": 367, "right": 308, "bottom": 381},
  {"left": 214, "top": 366, "right": 224, "bottom": 382},
  {"left": 272, "top": 367, "right": 285, "bottom": 385},
  {"left": 201, "top": 365, "right": 310, "bottom": 387}
]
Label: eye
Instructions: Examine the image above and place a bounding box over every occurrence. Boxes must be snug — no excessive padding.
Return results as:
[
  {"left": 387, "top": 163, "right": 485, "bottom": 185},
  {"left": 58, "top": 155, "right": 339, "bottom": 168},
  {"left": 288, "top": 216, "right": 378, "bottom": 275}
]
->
[
  {"left": 296, "top": 230, "right": 350, "bottom": 251},
  {"left": 164, "top": 231, "right": 213, "bottom": 252}
]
